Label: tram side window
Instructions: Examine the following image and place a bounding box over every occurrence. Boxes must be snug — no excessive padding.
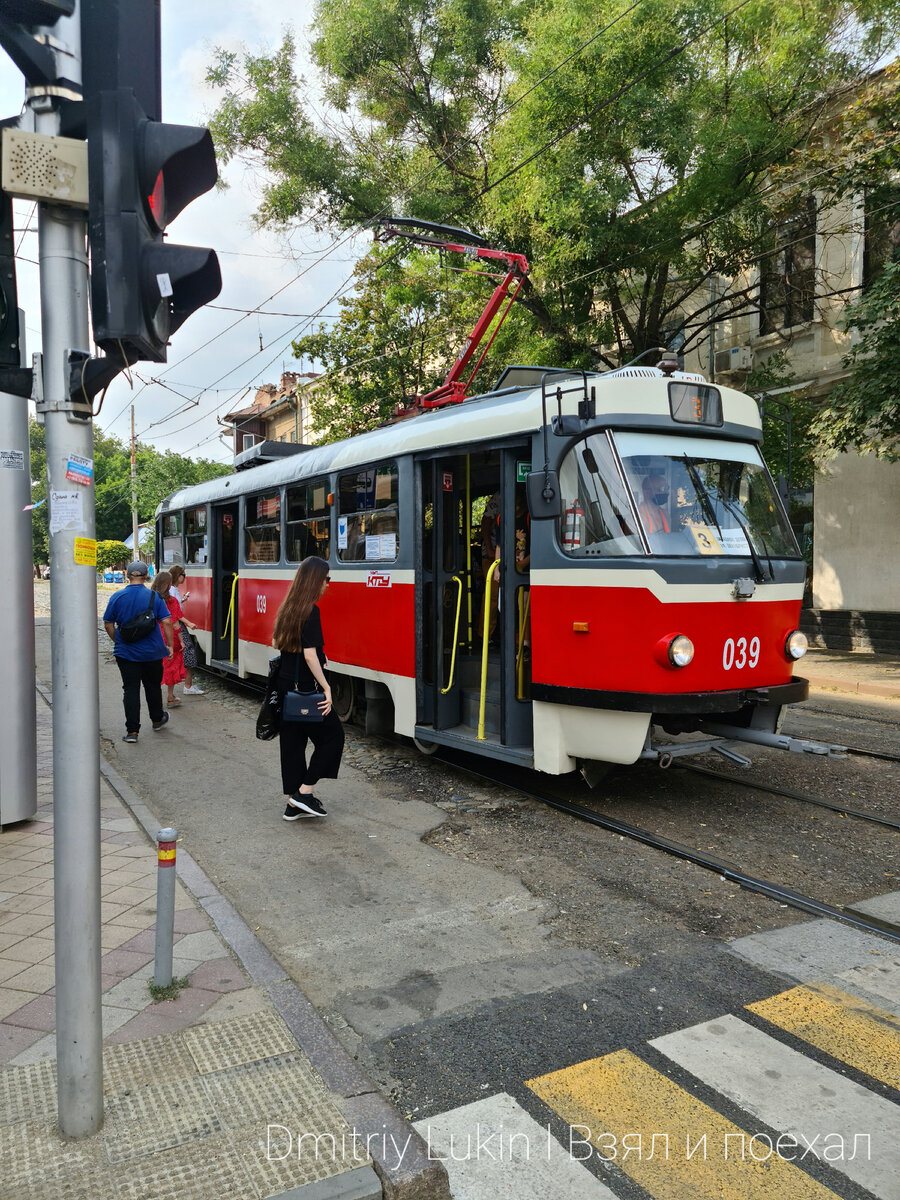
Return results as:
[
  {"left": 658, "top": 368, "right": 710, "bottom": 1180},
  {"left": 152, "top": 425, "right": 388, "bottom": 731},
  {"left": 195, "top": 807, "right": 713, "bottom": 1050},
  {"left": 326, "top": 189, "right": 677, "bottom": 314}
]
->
[
  {"left": 286, "top": 479, "right": 331, "bottom": 562},
  {"left": 337, "top": 463, "right": 399, "bottom": 562},
  {"left": 185, "top": 506, "right": 208, "bottom": 564},
  {"left": 245, "top": 492, "right": 282, "bottom": 563},
  {"left": 161, "top": 513, "right": 182, "bottom": 564},
  {"left": 558, "top": 435, "right": 644, "bottom": 556}
]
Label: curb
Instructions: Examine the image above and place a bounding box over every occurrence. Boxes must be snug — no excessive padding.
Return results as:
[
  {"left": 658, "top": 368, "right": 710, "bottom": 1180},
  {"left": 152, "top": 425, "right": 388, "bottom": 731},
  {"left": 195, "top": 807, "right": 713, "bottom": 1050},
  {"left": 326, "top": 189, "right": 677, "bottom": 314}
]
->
[
  {"left": 95, "top": 751, "right": 451, "bottom": 1200},
  {"left": 806, "top": 675, "right": 900, "bottom": 700}
]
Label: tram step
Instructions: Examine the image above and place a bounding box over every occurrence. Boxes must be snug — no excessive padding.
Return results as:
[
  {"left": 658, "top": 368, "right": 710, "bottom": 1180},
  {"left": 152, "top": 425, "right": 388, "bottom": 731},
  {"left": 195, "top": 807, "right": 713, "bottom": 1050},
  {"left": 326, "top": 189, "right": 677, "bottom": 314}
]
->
[
  {"left": 457, "top": 656, "right": 501, "bottom": 688},
  {"left": 461, "top": 687, "right": 500, "bottom": 734}
]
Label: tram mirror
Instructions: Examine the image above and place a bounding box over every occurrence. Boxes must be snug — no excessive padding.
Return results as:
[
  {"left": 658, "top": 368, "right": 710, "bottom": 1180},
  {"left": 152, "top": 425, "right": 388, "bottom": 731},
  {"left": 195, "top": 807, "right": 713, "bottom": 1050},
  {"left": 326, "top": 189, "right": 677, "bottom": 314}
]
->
[
  {"left": 526, "top": 471, "right": 563, "bottom": 520},
  {"left": 551, "top": 414, "right": 582, "bottom": 436}
]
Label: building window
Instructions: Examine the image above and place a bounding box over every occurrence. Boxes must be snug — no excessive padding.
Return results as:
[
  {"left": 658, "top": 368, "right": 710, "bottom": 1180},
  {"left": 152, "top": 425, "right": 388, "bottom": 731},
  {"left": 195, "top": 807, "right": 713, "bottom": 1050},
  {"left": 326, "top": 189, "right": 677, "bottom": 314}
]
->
[
  {"left": 286, "top": 479, "right": 331, "bottom": 562},
  {"left": 242, "top": 433, "right": 257, "bottom": 452},
  {"left": 185, "top": 506, "right": 208, "bottom": 564},
  {"left": 245, "top": 492, "right": 281, "bottom": 563},
  {"left": 759, "top": 198, "right": 816, "bottom": 334},
  {"left": 863, "top": 190, "right": 900, "bottom": 291},
  {"left": 337, "top": 463, "right": 399, "bottom": 561}
]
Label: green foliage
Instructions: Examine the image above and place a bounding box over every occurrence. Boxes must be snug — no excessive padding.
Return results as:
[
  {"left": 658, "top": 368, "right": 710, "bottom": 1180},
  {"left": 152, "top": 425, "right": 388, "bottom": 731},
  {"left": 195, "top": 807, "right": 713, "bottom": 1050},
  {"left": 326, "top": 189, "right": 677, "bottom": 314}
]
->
[
  {"left": 746, "top": 351, "right": 819, "bottom": 489},
  {"left": 207, "top": 1, "right": 900, "bottom": 434},
  {"left": 96, "top": 541, "right": 130, "bottom": 571},
  {"left": 27, "top": 421, "right": 232, "bottom": 552}
]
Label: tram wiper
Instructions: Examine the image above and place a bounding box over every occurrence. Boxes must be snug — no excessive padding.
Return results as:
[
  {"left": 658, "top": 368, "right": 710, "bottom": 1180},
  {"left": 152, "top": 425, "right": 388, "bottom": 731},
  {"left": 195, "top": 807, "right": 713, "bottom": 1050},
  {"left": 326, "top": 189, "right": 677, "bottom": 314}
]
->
[
  {"left": 715, "top": 490, "right": 775, "bottom": 583},
  {"left": 683, "top": 457, "right": 769, "bottom": 583}
]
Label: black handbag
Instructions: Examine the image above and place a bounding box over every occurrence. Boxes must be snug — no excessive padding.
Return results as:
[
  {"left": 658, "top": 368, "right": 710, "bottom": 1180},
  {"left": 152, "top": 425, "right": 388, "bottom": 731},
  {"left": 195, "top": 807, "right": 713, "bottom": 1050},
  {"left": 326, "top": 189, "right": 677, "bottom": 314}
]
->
[
  {"left": 256, "top": 657, "right": 282, "bottom": 741},
  {"left": 119, "top": 591, "right": 157, "bottom": 644},
  {"left": 282, "top": 689, "right": 326, "bottom": 723}
]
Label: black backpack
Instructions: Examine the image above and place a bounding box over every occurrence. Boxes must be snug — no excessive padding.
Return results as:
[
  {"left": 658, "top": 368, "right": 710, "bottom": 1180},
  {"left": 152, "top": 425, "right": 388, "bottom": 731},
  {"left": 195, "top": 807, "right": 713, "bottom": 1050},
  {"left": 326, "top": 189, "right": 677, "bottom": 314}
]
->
[{"left": 118, "top": 590, "right": 157, "bottom": 644}]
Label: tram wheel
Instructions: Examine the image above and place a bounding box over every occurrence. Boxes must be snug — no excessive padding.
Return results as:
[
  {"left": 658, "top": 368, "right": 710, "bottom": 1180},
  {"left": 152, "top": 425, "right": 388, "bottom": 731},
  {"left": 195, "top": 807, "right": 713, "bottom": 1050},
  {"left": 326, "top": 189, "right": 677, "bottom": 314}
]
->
[
  {"left": 413, "top": 736, "right": 439, "bottom": 756},
  {"left": 331, "top": 674, "right": 356, "bottom": 723}
]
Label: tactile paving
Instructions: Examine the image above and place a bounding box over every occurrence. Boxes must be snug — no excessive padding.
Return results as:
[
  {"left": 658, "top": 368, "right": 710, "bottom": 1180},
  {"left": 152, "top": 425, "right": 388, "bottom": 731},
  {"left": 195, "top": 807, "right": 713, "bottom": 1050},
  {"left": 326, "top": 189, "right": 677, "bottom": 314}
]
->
[
  {"left": 102, "top": 1031, "right": 199, "bottom": 1097},
  {"left": 0, "top": 1118, "right": 116, "bottom": 1200},
  {"left": 182, "top": 1009, "right": 296, "bottom": 1074},
  {"left": 0, "top": 1059, "right": 58, "bottom": 1125},
  {"left": 111, "top": 1139, "right": 260, "bottom": 1200},
  {"left": 103, "top": 1075, "right": 224, "bottom": 1163}
]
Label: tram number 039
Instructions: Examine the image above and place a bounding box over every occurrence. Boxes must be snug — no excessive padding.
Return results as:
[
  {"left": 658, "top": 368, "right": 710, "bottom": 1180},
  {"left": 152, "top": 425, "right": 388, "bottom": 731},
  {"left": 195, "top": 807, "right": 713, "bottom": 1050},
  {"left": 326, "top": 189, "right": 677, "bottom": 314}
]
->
[
  {"left": 255, "top": 595, "right": 267, "bottom": 614},
  {"left": 722, "top": 636, "right": 759, "bottom": 671}
]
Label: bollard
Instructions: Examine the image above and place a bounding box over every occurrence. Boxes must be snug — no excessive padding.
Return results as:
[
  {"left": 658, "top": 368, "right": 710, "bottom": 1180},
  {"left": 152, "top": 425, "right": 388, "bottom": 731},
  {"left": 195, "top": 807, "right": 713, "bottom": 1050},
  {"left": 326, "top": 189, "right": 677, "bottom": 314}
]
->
[{"left": 154, "top": 828, "right": 178, "bottom": 988}]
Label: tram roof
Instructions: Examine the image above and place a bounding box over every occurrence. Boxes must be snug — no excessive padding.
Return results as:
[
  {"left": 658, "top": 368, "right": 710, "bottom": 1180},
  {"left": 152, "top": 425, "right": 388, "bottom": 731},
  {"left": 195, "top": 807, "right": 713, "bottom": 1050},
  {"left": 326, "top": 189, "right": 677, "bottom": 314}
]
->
[{"left": 157, "top": 367, "right": 761, "bottom": 513}]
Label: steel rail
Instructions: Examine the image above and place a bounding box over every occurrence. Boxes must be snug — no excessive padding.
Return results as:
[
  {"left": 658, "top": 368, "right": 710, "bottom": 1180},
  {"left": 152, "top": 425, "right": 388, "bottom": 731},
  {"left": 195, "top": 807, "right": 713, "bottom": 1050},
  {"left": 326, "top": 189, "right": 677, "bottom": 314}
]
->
[
  {"left": 675, "top": 762, "right": 900, "bottom": 831},
  {"left": 439, "top": 756, "right": 900, "bottom": 946}
]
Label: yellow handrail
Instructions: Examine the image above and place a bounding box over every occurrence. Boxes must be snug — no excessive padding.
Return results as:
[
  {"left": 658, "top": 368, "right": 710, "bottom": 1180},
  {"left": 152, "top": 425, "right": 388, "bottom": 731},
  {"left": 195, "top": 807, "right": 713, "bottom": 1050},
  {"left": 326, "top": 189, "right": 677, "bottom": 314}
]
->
[
  {"left": 477, "top": 558, "right": 500, "bottom": 740},
  {"left": 441, "top": 575, "right": 463, "bottom": 694},
  {"left": 516, "top": 587, "right": 531, "bottom": 699},
  {"left": 219, "top": 573, "right": 239, "bottom": 662}
]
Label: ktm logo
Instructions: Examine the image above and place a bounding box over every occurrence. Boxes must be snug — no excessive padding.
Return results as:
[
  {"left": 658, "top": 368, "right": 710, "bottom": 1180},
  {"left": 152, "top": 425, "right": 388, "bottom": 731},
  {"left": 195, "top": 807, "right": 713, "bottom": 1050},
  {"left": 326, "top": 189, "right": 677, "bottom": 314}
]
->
[{"left": 366, "top": 572, "right": 392, "bottom": 588}]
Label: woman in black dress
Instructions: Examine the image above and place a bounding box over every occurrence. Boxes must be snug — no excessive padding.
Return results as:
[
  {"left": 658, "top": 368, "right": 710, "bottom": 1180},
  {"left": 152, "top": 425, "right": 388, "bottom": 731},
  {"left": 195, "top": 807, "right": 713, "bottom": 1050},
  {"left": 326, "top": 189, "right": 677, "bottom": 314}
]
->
[{"left": 272, "top": 556, "right": 344, "bottom": 820}]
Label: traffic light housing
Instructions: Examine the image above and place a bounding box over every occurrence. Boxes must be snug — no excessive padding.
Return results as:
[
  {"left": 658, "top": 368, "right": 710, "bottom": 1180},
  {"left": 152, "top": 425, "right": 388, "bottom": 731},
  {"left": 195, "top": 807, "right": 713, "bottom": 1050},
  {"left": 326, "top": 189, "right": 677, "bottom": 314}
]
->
[
  {"left": 87, "top": 90, "right": 221, "bottom": 362},
  {"left": 0, "top": 191, "right": 21, "bottom": 367}
]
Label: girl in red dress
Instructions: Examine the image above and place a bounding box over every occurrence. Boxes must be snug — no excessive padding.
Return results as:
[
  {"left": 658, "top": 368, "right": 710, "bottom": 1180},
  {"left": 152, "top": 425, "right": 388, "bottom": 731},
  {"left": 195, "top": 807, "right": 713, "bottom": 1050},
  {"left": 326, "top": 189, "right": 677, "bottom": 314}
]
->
[{"left": 151, "top": 571, "right": 186, "bottom": 705}]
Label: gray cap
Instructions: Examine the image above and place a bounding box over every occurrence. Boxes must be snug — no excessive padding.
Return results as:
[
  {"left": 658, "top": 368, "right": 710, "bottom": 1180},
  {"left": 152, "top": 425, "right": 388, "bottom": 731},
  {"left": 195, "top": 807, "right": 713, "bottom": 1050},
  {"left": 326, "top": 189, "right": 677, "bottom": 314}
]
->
[{"left": 126, "top": 560, "right": 149, "bottom": 577}]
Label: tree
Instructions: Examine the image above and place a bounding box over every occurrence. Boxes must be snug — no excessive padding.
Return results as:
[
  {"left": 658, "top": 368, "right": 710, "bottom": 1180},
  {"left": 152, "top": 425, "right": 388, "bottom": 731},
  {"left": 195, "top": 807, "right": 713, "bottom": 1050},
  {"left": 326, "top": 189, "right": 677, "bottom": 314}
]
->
[
  {"left": 96, "top": 540, "right": 130, "bottom": 571},
  {"left": 207, "top": 0, "right": 900, "bottom": 390}
]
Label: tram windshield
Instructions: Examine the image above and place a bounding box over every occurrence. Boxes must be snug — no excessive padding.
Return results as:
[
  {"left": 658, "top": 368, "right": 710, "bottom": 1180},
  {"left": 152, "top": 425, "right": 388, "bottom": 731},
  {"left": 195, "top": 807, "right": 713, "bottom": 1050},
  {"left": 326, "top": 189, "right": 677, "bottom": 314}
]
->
[{"left": 558, "top": 430, "right": 800, "bottom": 558}]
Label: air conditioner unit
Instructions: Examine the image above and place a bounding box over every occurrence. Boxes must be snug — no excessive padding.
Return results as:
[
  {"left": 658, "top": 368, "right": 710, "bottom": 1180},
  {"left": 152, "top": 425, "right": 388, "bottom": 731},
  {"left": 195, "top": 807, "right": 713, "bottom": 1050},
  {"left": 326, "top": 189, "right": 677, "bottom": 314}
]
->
[{"left": 715, "top": 346, "right": 753, "bottom": 374}]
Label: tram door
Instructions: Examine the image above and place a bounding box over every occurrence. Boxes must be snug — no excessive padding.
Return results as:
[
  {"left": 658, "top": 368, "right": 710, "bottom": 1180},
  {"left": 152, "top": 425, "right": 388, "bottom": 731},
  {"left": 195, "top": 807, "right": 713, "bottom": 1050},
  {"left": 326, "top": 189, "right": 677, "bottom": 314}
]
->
[
  {"left": 417, "top": 448, "right": 532, "bottom": 750},
  {"left": 212, "top": 501, "right": 240, "bottom": 667}
]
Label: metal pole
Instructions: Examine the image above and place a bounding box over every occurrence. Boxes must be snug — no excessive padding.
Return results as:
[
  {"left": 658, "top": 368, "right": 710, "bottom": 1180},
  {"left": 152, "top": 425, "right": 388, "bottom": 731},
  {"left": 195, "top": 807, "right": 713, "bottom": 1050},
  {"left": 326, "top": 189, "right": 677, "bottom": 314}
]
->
[
  {"left": 154, "top": 828, "right": 178, "bottom": 988},
  {"left": 131, "top": 404, "right": 139, "bottom": 553},
  {"left": 0, "top": 370, "right": 37, "bottom": 826},
  {"left": 32, "top": 2, "right": 104, "bottom": 1136}
]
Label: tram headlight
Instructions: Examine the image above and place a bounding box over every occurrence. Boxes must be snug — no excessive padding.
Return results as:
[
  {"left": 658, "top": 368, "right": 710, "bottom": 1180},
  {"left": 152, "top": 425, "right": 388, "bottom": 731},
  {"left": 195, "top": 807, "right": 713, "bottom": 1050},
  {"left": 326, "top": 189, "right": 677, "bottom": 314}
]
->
[
  {"left": 785, "top": 630, "right": 808, "bottom": 660},
  {"left": 668, "top": 635, "right": 694, "bottom": 667}
]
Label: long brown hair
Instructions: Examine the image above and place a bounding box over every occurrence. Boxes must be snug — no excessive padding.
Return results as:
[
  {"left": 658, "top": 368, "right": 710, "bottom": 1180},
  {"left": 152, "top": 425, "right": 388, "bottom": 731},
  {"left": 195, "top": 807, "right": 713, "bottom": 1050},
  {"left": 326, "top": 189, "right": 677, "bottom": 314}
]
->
[
  {"left": 151, "top": 570, "right": 173, "bottom": 602},
  {"left": 273, "top": 556, "right": 329, "bottom": 651}
]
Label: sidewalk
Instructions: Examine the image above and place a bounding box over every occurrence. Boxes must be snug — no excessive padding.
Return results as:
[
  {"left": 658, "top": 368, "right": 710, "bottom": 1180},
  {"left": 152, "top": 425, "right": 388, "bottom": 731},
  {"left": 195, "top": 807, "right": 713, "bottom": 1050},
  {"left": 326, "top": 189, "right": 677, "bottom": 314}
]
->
[
  {"left": 800, "top": 647, "right": 900, "bottom": 700},
  {"left": 0, "top": 695, "right": 448, "bottom": 1200}
]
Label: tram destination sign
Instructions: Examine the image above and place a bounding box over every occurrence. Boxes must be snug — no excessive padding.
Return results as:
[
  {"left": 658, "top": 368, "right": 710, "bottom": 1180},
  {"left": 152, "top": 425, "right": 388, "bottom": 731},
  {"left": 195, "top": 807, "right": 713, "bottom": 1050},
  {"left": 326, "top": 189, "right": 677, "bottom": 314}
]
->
[{"left": 668, "top": 382, "right": 722, "bottom": 427}]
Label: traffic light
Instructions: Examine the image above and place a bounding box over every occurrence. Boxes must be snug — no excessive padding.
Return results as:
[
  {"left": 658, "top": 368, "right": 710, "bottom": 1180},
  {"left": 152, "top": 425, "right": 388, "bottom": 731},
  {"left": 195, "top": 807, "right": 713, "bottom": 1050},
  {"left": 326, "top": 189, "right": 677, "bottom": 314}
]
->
[
  {"left": 86, "top": 90, "right": 221, "bottom": 363},
  {"left": 3, "top": 1, "right": 74, "bottom": 25},
  {"left": 0, "top": 191, "right": 21, "bottom": 367}
]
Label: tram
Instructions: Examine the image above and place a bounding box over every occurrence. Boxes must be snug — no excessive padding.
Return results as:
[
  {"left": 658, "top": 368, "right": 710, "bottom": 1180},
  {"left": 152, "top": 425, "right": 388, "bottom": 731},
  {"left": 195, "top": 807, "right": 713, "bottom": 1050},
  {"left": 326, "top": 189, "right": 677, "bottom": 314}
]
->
[{"left": 156, "top": 354, "right": 814, "bottom": 778}]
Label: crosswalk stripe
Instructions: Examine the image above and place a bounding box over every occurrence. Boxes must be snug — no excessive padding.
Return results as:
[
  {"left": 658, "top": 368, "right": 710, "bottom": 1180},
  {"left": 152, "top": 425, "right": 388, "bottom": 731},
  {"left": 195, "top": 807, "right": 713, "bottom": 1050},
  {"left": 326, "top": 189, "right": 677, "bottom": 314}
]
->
[
  {"left": 746, "top": 982, "right": 900, "bottom": 1088},
  {"left": 651, "top": 1013, "right": 900, "bottom": 1199},
  {"left": 527, "top": 1048, "right": 840, "bottom": 1200},
  {"left": 836, "top": 958, "right": 900, "bottom": 1007},
  {"left": 413, "top": 1092, "right": 620, "bottom": 1199}
]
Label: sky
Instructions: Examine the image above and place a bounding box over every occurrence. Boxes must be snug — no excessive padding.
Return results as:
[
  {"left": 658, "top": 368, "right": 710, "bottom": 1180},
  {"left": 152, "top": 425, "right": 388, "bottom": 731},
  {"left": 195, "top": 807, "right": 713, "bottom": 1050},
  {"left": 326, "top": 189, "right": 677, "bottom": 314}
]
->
[{"left": 1, "top": 1, "right": 368, "bottom": 463}]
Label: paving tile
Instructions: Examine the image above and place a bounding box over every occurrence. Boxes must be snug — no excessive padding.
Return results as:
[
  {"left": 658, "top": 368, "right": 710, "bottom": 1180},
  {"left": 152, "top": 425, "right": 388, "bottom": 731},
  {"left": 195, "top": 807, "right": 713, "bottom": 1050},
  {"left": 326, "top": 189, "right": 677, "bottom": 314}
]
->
[
  {"left": 172, "top": 907, "right": 212, "bottom": 934},
  {"left": 103, "top": 1030, "right": 199, "bottom": 1096},
  {"left": 0, "top": 931, "right": 27, "bottom": 952},
  {"left": 0, "top": 957, "right": 35, "bottom": 985},
  {"left": 100, "top": 924, "right": 142, "bottom": 951},
  {"left": 99, "top": 947, "right": 154, "bottom": 978},
  {"left": 3, "top": 993, "right": 56, "bottom": 1031},
  {"left": 0, "top": 1059, "right": 57, "bottom": 1123},
  {"left": 199, "top": 988, "right": 274, "bottom": 1025},
  {"left": 118, "top": 928, "right": 164, "bottom": 954},
  {"left": 107, "top": 907, "right": 157, "bottom": 930},
  {"left": 8, "top": 1031, "right": 56, "bottom": 1065},
  {"left": 21, "top": 878, "right": 55, "bottom": 897},
  {"left": 3, "top": 963, "right": 56, "bottom": 994},
  {"left": 0, "top": 1117, "right": 114, "bottom": 1198},
  {"left": 0, "top": 987, "right": 41, "bottom": 1020},
  {"left": 103, "top": 1009, "right": 194, "bottom": 1043},
  {"left": 0, "top": 1022, "right": 45, "bottom": 1064},
  {"left": 0, "top": 913, "right": 53, "bottom": 936},
  {"left": 3, "top": 937, "right": 55, "bottom": 965},
  {"left": 141, "top": 986, "right": 221, "bottom": 1024},
  {"left": 0, "top": 894, "right": 51, "bottom": 915},
  {"left": 188, "top": 957, "right": 250, "bottom": 994},
  {"left": 102, "top": 965, "right": 155, "bottom": 1011},
  {"left": 172, "top": 931, "right": 227, "bottom": 963},
  {"left": 104, "top": 885, "right": 157, "bottom": 907}
]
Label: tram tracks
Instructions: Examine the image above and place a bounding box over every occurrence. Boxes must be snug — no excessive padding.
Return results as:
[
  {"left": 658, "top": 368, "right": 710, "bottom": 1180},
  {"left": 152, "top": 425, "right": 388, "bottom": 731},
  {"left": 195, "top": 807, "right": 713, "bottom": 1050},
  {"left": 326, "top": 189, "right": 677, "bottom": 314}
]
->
[{"left": 435, "top": 752, "right": 900, "bottom": 948}]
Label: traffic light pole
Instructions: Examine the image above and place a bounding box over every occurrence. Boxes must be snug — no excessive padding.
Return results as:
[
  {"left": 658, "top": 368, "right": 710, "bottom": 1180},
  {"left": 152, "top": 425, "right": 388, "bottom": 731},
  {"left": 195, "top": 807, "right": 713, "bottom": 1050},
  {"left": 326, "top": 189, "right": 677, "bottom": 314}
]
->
[{"left": 32, "top": 7, "right": 104, "bottom": 1136}]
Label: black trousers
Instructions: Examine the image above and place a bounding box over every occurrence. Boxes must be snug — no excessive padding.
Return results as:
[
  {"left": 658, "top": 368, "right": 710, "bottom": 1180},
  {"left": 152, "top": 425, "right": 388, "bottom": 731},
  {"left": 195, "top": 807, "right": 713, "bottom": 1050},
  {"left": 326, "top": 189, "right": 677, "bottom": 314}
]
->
[
  {"left": 279, "top": 707, "right": 344, "bottom": 794},
  {"left": 116, "top": 657, "right": 164, "bottom": 733}
]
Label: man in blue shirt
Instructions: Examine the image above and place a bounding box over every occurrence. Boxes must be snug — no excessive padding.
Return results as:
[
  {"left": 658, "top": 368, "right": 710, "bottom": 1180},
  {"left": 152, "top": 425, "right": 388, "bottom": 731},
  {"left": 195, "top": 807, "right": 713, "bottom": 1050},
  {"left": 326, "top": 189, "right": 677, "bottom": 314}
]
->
[{"left": 103, "top": 561, "right": 174, "bottom": 743}]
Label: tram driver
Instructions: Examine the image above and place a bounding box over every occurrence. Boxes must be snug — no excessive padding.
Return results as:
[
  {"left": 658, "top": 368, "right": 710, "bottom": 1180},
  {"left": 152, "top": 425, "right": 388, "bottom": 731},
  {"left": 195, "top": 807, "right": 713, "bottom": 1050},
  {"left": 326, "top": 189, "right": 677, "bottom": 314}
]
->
[{"left": 638, "top": 472, "right": 671, "bottom": 534}]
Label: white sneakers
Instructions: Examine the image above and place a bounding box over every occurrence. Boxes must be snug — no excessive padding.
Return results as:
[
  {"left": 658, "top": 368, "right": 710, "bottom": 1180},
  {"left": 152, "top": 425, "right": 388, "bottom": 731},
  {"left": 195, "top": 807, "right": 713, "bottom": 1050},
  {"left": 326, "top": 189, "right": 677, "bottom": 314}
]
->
[{"left": 182, "top": 685, "right": 205, "bottom": 695}]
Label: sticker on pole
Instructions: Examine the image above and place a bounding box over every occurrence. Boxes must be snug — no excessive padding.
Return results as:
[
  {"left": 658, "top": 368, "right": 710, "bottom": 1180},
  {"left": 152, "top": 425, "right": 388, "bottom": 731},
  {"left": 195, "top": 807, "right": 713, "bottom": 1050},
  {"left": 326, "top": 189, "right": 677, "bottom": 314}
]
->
[
  {"left": 49, "top": 490, "right": 83, "bottom": 533},
  {"left": 157, "top": 273, "right": 174, "bottom": 298},
  {"left": 0, "top": 449, "right": 25, "bottom": 470},
  {"left": 65, "top": 453, "right": 93, "bottom": 485},
  {"left": 73, "top": 537, "right": 97, "bottom": 566}
]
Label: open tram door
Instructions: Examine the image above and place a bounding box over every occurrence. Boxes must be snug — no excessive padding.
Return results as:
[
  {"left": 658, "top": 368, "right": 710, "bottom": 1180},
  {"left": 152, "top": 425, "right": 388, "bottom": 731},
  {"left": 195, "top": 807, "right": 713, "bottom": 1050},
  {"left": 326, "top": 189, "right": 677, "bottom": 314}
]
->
[
  {"left": 415, "top": 446, "right": 533, "bottom": 764},
  {"left": 210, "top": 501, "right": 240, "bottom": 671}
]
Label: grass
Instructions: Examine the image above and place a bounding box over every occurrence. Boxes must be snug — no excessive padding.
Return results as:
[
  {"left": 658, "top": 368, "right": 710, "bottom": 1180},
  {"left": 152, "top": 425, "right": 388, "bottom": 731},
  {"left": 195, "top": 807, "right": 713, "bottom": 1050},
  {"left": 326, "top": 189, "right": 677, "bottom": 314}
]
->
[{"left": 148, "top": 975, "right": 190, "bottom": 1003}]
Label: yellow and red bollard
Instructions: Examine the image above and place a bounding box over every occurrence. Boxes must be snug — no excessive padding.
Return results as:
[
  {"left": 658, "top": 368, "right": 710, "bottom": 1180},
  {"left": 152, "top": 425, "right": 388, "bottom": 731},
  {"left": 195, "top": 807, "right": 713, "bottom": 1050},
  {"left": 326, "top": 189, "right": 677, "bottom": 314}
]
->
[{"left": 154, "top": 828, "right": 177, "bottom": 987}]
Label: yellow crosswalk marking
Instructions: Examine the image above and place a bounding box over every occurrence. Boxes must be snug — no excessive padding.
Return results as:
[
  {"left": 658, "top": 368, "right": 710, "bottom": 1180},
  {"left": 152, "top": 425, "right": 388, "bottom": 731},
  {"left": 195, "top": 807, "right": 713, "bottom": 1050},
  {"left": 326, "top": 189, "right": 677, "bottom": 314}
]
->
[
  {"left": 527, "top": 1049, "right": 840, "bottom": 1200},
  {"left": 746, "top": 983, "right": 900, "bottom": 1089}
]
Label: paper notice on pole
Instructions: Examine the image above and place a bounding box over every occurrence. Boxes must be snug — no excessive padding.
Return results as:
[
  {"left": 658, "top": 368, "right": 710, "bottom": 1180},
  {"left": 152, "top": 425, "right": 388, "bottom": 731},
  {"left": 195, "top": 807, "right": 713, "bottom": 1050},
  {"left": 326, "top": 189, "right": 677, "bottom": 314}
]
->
[
  {"left": 65, "top": 453, "right": 93, "bottom": 485},
  {"left": 49, "top": 490, "right": 84, "bottom": 533},
  {"left": 73, "top": 537, "right": 97, "bottom": 566},
  {"left": 0, "top": 449, "right": 25, "bottom": 470}
]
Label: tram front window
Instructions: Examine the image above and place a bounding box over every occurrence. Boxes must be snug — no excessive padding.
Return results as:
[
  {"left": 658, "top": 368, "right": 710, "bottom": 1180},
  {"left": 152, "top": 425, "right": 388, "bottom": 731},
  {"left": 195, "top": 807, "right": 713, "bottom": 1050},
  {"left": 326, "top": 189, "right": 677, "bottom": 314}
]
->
[{"left": 558, "top": 431, "right": 800, "bottom": 558}]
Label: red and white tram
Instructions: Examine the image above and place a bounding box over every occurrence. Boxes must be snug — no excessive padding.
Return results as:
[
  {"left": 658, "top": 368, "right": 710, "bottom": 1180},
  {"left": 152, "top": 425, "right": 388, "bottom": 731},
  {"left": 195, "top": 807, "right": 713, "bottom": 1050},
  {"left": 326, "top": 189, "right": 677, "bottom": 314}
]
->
[{"left": 157, "top": 356, "right": 814, "bottom": 777}]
